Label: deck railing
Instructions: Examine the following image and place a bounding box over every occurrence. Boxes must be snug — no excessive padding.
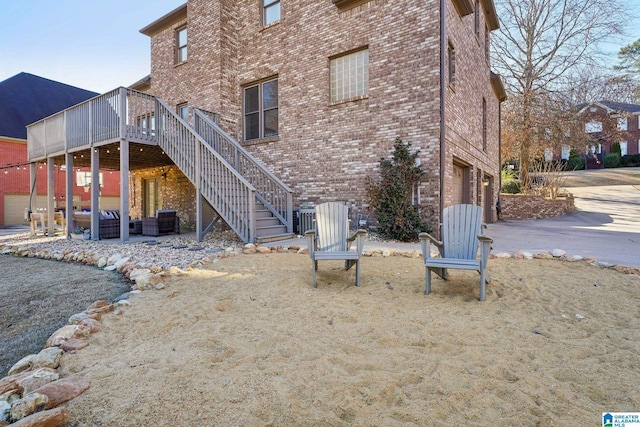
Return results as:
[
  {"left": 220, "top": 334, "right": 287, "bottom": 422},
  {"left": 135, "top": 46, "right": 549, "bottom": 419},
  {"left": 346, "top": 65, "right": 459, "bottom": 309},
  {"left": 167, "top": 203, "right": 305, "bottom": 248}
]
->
[
  {"left": 156, "top": 99, "right": 257, "bottom": 242},
  {"left": 25, "top": 88, "right": 277, "bottom": 242},
  {"left": 194, "top": 109, "right": 293, "bottom": 232},
  {"left": 27, "top": 88, "right": 162, "bottom": 161}
]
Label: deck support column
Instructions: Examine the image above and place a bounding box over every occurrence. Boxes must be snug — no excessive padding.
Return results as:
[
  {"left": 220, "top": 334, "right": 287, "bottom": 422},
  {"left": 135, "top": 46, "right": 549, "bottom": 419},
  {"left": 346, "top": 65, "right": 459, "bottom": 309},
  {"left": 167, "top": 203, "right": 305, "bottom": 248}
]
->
[
  {"left": 65, "top": 154, "right": 74, "bottom": 238},
  {"left": 120, "top": 138, "right": 130, "bottom": 242},
  {"left": 47, "top": 158, "right": 55, "bottom": 236},
  {"left": 90, "top": 148, "right": 100, "bottom": 240}
]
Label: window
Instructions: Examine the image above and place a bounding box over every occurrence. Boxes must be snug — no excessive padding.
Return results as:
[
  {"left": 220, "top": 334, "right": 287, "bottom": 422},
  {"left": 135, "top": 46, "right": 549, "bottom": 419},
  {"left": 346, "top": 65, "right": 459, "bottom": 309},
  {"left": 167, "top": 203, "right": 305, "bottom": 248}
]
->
[
  {"left": 176, "top": 26, "right": 188, "bottom": 63},
  {"left": 448, "top": 43, "right": 456, "bottom": 88},
  {"left": 138, "top": 115, "right": 156, "bottom": 137},
  {"left": 617, "top": 117, "right": 628, "bottom": 131},
  {"left": 263, "top": 0, "right": 280, "bottom": 26},
  {"left": 482, "top": 97, "right": 487, "bottom": 151},
  {"left": 485, "top": 26, "right": 490, "bottom": 62},
  {"left": 244, "top": 78, "right": 278, "bottom": 141},
  {"left": 177, "top": 103, "right": 189, "bottom": 121},
  {"left": 330, "top": 48, "right": 369, "bottom": 104},
  {"left": 620, "top": 141, "right": 628, "bottom": 156},
  {"left": 585, "top": 120, "right": 602, "bottom": 133},
  {"left": 474, "top": 0, "right": 480, "bottom": 37}
]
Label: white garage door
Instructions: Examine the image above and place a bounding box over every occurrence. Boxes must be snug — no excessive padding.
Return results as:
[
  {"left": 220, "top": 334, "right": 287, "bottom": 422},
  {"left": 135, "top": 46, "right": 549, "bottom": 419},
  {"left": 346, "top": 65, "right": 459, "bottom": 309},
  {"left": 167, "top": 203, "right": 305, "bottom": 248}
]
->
[{"left": 4, "top": 194, "right": 49, "bottom": 225}]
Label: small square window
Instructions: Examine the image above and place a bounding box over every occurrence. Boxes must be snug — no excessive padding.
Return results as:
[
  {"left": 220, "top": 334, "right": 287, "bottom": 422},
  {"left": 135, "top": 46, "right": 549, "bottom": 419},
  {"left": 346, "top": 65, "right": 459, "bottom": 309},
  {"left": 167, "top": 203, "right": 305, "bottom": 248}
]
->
[
  {"left": 330, "top": 48, "right": 369, "bottom": 104},
  {"left": 176, "top": 26, "right": 188, "bottom": 63},
  {"left": 263, "top": 0, "right": 280, "bottom": 26}
]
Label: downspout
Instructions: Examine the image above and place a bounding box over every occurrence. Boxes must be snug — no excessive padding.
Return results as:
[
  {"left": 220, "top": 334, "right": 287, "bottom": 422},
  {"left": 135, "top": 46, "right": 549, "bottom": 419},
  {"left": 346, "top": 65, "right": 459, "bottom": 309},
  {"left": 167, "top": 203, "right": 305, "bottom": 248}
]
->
[
  {"left": 497, "top": 101, "right": 502, "bottom": 219},
  {"left": 439, "top": 0, "right": 446, "bottom": 224}
]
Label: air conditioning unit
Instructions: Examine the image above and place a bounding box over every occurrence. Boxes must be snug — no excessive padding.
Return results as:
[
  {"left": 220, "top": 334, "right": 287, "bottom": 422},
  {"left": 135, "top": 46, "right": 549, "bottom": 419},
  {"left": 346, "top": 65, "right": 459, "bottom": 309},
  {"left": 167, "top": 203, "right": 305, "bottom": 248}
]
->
[{"left": 298, "top": 208, "right": 316, "bottom": 235}]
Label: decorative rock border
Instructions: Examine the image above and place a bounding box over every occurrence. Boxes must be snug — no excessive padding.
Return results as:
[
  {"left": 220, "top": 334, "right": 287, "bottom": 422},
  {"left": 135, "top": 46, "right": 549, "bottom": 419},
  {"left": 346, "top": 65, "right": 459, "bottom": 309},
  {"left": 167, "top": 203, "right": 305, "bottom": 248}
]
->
[{"left": 0, "top": 234, "right": 639, "bottom": 425}]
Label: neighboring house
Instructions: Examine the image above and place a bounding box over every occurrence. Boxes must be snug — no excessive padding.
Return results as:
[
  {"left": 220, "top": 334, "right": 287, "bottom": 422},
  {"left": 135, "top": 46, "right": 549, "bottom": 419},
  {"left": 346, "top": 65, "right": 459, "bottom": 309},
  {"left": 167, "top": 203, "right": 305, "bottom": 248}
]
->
[
  {"left": 0, "top": 72, "right": 120, "bottom": 225},
  {"left": 579, "top": 101, "right": 640, "bottom": 168},
  {"left": 27, "top": 0, "right": 505, "bottom": 243}
]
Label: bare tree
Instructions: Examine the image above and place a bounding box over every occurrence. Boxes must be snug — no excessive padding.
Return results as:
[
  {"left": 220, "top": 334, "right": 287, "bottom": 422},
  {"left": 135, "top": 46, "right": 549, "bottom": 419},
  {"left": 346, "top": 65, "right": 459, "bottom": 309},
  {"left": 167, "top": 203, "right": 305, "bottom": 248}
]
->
[{"left": 492, "top": 0, "right": 626, "bottom": 184}]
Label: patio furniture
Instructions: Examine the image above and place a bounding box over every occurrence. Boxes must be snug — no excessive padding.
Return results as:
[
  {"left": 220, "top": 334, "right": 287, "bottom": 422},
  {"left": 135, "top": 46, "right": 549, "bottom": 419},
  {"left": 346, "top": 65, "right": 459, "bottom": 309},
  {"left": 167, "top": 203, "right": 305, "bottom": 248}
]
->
[
  {"left": 129, "top": 220, "right": 143, "bottom": 235},
  {"left": 30, "top": 211, "right": 66, "bottom": 236},
  {"left": 142, "top": 209, "right": 180, "bottom": 236},
  {"left": 72, "top": 210, "right": 120, "bottom": 239},
  {"left": 419, "top": 204, "right": 493, "bottom": 301},
  {"left": 305, "top": 202, "right": 367, "bottom": 288}
]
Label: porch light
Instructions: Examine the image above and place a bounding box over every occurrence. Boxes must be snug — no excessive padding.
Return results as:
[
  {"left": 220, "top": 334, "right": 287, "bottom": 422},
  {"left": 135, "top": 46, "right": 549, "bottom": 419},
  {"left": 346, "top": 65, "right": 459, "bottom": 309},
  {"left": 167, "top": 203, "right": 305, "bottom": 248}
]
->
[{"left": 482, "top": 178, "right": 489, "bottom": 187}]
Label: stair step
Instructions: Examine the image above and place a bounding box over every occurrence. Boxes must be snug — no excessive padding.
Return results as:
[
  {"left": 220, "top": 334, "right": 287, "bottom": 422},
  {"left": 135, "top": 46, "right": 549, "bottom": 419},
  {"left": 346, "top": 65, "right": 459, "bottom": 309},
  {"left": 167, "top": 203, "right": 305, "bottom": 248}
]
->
[
  {"left": 256, "top": 233, "right": 296, "bottom": 244},
  {"left": 255, "top": 224, "right": 287, "bottom": 237},
  {"left": 256, "top": 217, "right": 281, "bottom": 227}
]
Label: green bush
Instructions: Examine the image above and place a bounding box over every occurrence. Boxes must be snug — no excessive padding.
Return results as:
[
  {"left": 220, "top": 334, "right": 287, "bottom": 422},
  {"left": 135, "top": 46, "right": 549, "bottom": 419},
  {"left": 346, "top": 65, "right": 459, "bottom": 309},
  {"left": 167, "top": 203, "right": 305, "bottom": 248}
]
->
[
  {"left": 566, "top": 156, "right": 585, "bottom": 171},
  {"left": 365, "top": 137, "right": 431, "bottom": 241},
  {"left": 611, "top": 142, "right": 622, "bottom": 155},
  {"left": 501, "top": 179, "right": 521, "bottom": 194},
  {"left": 604, "top": 152, "right": 621, "bottom": 168},
  {"left": 622, "top": 153, "right": 640, "bottom": 167}
]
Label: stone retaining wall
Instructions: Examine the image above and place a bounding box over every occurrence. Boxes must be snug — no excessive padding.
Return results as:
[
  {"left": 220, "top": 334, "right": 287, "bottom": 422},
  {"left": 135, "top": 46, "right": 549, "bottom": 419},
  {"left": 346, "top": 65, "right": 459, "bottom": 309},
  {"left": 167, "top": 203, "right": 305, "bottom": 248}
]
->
[{"left": 499, "top": 193, "right": 575, "bottom": 220}]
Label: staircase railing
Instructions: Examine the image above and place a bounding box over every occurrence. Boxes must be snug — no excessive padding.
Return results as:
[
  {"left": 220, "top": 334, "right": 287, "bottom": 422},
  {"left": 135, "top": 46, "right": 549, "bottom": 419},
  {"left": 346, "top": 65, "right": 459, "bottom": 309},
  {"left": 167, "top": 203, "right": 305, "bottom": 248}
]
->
[
  {"left": 155, "top": 99, "right": 257, "bottom": 243},
  {"left": 194, "top": 109, "right": 293, "bottom": 233}
]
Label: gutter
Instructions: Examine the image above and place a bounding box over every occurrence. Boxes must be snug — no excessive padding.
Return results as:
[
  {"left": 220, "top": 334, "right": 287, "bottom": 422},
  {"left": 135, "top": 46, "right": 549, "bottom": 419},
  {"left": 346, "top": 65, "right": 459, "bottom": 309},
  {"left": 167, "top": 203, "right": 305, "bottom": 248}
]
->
[{"left": 439, "top": 0, "right": 446, "bottom": 222}]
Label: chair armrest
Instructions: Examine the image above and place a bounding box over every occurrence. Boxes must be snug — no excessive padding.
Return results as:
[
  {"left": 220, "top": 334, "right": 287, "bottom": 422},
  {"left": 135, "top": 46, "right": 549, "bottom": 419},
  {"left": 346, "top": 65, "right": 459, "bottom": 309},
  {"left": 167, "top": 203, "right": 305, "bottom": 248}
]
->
[
  {"left": 347, "top": 229, "right": 367, "bottom": 255},
  {"left": 305, "top": 230, "right": 316, "bottom": 257},
  {"left": 419, "top": 232, "right": 442, "bottom": 248},
  {"left": 419, "top": 232, "right": 443, "bottom": 261},
  {"left": 347, "top": 229, "right": 367, "bottom": 242},
  {"left": 478, "top": 234, "right": 493, "bottom": 267}
]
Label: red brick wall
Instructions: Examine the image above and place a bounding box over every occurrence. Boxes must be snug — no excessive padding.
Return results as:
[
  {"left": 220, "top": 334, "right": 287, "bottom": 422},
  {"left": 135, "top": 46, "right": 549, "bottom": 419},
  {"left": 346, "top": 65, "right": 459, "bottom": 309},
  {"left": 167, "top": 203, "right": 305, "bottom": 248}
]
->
[
  {"left": 0, "top": 138, "right": 121, "bottom": 225},
  {"left": 141, "top": 0, "right": 502, "bottom": 230},
  {"left": 500, "top": 193, "right": 575, "bottom": 220}
]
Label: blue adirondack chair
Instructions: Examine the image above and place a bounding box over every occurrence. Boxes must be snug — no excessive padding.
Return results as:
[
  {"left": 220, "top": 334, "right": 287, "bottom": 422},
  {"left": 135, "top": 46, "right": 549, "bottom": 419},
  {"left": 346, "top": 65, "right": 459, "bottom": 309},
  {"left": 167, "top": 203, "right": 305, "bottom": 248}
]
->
[
  {"left": 419, "top": 204, "right": 493, "bottom": 301},
  {"left": 305, "top": 202, "right": 367, "bottom": 288}
]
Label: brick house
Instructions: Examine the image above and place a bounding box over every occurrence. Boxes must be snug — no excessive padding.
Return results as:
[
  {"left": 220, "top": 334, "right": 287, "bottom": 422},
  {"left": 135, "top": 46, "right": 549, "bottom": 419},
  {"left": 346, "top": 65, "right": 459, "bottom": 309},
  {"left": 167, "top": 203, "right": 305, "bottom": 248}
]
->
[
  {"left": 579, "top": 101, "right": 640, "bottom": 168},
  {"left": 0, "top": 73, "right": 120, "bottom": 225},
  {"left": 27, "top": 0, "right": 505, "bottom": 243}
]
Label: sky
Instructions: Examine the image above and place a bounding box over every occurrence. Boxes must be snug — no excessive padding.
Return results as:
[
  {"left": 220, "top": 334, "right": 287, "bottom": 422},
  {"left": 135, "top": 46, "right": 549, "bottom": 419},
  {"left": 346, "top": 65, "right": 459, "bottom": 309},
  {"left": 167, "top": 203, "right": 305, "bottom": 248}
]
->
[
  {"left": 0, "top": 0, "right": 186, "bottom": 93},
  {"left": 0, "top": 1, "right": 638, "bottom": 95}
]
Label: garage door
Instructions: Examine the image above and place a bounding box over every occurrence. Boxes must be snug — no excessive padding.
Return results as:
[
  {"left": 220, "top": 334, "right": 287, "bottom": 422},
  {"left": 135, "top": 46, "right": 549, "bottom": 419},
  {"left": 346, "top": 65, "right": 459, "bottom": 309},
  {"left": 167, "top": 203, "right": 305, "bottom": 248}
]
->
[{"left": 4, "top": 194, "right": 48, "bottom": 225}]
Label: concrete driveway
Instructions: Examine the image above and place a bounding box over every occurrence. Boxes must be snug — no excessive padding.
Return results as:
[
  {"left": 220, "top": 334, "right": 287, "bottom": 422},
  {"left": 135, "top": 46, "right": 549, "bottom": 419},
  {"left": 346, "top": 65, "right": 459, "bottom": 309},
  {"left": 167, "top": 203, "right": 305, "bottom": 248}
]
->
[{"left": 487, "top": 184, "right": 640, "bottom": 269}]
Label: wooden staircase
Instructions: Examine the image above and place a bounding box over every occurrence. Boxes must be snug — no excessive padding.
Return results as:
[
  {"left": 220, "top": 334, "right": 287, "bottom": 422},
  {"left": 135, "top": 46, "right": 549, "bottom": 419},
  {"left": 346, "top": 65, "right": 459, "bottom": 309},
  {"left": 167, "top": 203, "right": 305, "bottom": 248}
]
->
[
  {"left": 154, "top": 100, "right": 294, "bottom": 243},
  {"left": 25, "top": 88, "right": 292, "bottom": 244}
]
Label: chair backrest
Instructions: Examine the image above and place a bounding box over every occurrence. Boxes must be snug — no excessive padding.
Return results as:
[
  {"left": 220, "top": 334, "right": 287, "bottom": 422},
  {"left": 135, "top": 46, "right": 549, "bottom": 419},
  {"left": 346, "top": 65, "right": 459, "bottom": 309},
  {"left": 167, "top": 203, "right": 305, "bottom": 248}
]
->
[
  {"left": 315, "top": 202, "right": 350, "bottom": 252},
  {"left": 156, "top": 209, "right": 177, "bottom": 219},
  {"left": 441, "top": 204, "right": 483, "bottom": 260}
]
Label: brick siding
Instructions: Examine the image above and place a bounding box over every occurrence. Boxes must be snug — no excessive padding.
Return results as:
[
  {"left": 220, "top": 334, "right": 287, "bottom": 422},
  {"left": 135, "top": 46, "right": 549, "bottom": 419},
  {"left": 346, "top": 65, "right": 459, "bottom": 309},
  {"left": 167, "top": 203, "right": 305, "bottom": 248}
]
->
[
  {"left": 138, "top": 0, "right": 502, "bottom": 230},
  {"left": 499, "top": 193, "right": 575, "bottom": 220}
]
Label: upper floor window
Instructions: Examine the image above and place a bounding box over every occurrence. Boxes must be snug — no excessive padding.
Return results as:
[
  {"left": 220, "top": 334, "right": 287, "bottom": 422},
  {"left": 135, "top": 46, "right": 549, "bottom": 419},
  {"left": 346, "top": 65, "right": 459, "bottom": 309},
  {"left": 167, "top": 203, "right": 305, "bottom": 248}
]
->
[
  {"left": 482, "top": 97, "right": 487, "bottom": 151},
  {"left": 448, "top": 42, "right": 456, "bottom": 88},
  {"left": 244, "top": 78, "right": 279, "bottom": 141},
  {"left": 330, "top": 48, "right": 369, "bottom": 104},
  {"left": 474, "top": 0, "right": 480, "bottom": 37},
  {"left": 263, "top": 0, "right": 280, "bottom": 26},
  {"left": 617, "top": 117, "right": 628, "bottom": 131},
  {"left": 585, "top": 120, "right": 602, "bottom": 133},
  {"left": 176, "top": 26, "right": 188, "bottom": 63},
  {"left": 485, "top": 26, "right": 490, "bottom": 62}
]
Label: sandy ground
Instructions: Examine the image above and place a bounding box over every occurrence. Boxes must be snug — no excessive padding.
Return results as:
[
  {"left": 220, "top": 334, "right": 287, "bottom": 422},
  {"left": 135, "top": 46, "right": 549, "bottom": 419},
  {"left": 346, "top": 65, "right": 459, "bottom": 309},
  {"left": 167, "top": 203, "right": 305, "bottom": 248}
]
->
[{"left": 57, "top": 253, "right": 640, "bottom": 426}]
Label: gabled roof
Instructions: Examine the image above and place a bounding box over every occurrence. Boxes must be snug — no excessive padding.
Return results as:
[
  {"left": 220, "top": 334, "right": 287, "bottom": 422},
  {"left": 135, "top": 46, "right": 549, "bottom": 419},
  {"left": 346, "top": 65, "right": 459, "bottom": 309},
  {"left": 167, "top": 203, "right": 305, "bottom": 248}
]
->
[
  {"left": 0, "top": 72, "right": 98, "bottom": 140},
  {"left": 140, "top": 3, "right": 187, "bottom": 36},
  {"left": 578, "top": 101, "right": 640, "bottom": 115},
  {"left": 598, "top": 101, "right": 640, "bottom": 114}
]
